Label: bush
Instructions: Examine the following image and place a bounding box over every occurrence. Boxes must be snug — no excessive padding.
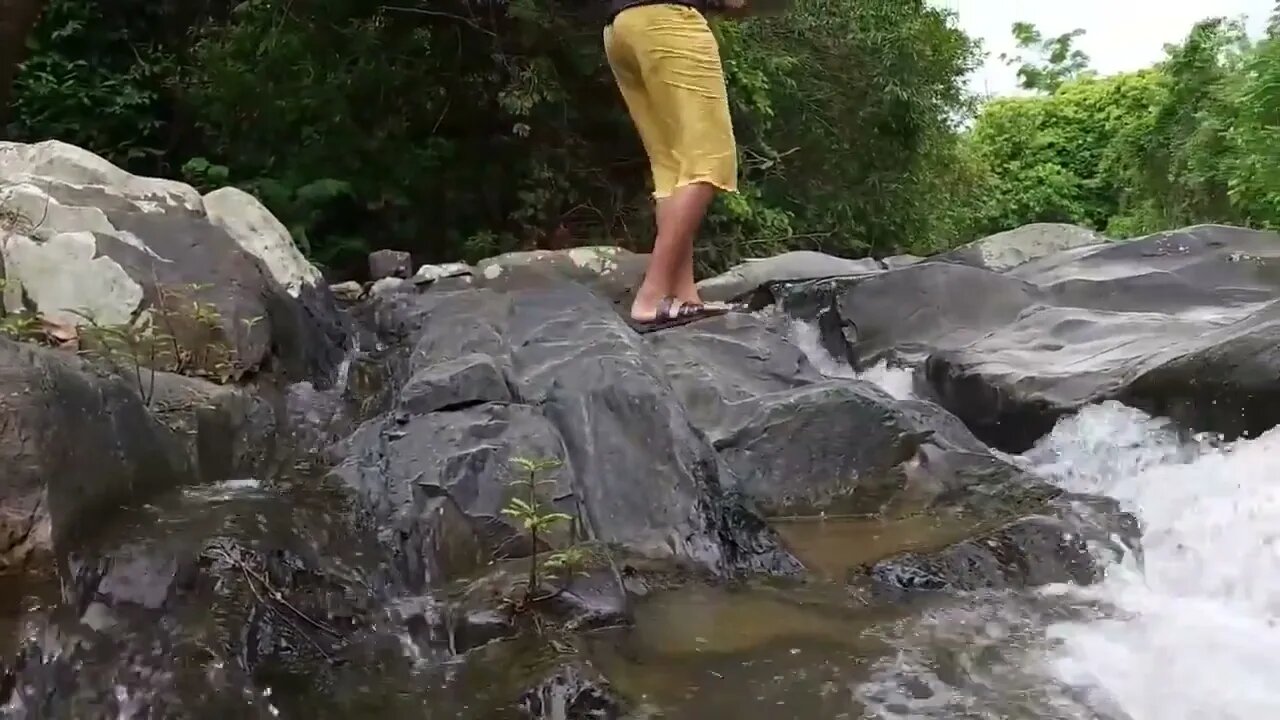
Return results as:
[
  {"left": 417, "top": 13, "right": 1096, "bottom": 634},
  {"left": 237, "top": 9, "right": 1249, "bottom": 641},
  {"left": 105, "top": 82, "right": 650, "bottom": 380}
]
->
[{"left": 9, "top": 0, "right": 981, "bottom": 275}]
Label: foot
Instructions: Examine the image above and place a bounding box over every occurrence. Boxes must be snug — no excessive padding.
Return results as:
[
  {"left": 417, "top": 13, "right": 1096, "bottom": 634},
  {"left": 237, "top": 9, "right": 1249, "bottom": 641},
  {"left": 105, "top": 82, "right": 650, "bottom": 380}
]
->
[
  {"left": 634, "top": 292, "right": 742, "bottom": 320},
  {"left": 627, "top": 296, "right": 728, "bottom": 334},
  {"left": 630, "top": 295, "right": 694, "bottom": 323}
]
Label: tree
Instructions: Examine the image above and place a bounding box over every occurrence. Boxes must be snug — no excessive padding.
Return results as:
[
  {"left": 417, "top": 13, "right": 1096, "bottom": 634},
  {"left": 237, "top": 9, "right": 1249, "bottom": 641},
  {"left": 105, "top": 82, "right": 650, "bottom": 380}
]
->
[
  {"left": 0, "top": 0, "right": 46, "bottom": 130},
  {"left": 6, "top": 0, "right": 982, "bottom": 269},
  {"left": 962, "top": 14, "right": 1280, "bottom": 240},
  {"left": 964, "top": 70, "right": 1165, "bottom": 236},
  {"left": 999, "top": 21, "right": 1092, "bottom": 94}
]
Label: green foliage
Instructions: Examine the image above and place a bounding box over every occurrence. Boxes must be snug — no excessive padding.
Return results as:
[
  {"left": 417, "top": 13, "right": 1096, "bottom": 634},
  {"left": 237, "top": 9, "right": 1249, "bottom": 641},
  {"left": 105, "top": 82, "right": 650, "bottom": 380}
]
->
[
  {"left": 999, "top": 21, "right": 1093, "bottom": 93},
  {"left": 964, "top": 16, "right": 1280, "bottom": 239},
  {"left": 0, "top": 281, "right": 254, "bottom": 404},
  {"left": 964, "top": 69, "right": 1165, "bottom": 235},
  {"left": 1230, "top": 22, "right": 1280, "bottom": 224},
  {"left": 713, "top": 0, "right": 981, "bottom": 260},
  {"left": 19, "top": 1, "right": 1277, "bottom": 268},
  {"left": 10, "top": 0, "right": 980, "bottom": 274},
  {"left": 0, "top": 308, "right": 44, "bottom": 344},
  {"left": 502, "top": 456, "right": 577, "bottom": 608},
  {"left": 5, "top": 0, "right": 179, "bottom": 173}
]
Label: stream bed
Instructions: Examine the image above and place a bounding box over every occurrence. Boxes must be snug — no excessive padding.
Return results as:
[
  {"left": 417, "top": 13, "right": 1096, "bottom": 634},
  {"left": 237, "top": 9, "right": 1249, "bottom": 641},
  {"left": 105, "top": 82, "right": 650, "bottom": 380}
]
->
[{"left": 5, "top": 399, "right": 1272, "bottom": 719}]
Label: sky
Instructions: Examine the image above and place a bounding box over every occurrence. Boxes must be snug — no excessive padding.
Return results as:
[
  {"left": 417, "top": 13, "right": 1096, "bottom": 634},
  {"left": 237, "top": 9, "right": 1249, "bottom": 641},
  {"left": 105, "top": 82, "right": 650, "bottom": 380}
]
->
[{"left": 936, "top": 0, "right": 1274, "bottom": 96}]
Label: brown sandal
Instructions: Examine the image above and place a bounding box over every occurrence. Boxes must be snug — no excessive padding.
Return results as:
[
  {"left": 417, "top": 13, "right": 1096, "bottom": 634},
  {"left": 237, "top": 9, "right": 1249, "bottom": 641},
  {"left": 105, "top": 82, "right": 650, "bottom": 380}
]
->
[{"left": 626, "top": 296, "right": 728, "bottom": 334}]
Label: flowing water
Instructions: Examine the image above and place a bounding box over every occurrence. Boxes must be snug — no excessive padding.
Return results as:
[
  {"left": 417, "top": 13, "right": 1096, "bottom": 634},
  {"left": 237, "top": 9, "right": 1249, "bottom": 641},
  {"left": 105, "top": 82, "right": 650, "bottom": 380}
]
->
[
  {"left": 761, "top": 323, "right": 1280, "bottom": 719},
  {"left": 582, "top": 398, "right": 1280, "bottom": 720},
  {"left": 8, "top": 323, "right": 1280, "bottom": 719}
]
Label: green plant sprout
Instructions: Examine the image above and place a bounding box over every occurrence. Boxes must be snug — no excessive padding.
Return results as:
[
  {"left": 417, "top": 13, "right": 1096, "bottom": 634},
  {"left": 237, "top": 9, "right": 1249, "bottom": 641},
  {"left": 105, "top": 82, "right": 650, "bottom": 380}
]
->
[{"left": 502, "top": 455, "right": 577, "bottom": 607}]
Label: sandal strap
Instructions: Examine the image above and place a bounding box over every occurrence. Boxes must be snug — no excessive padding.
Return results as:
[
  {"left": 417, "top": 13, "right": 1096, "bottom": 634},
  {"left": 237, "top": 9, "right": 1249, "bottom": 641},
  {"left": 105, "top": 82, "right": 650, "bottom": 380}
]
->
[{"left": 675, "top": 302, "right": 706, "bottom": 318}]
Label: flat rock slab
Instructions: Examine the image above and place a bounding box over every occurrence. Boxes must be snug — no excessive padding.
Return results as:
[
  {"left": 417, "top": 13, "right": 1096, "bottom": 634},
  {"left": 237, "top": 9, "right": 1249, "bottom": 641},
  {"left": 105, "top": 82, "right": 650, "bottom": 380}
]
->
[
  {"left": 647, "top": 314, "right": 959, "bottom": 517},
  {"left": 697, "top": 251, "right": 882, "bottom": 303},
  {"left": 781, "top": 224, "right": 1280, "bottom": 451},
  {"left": 854, "top": 492, "right": 1139, "bottom": 600},
  {"left": 936, "top": 222, "right": 1110, "bottom": 273},
  {"left": 472, "top": 246, "right": 649, "bottom": 307}
]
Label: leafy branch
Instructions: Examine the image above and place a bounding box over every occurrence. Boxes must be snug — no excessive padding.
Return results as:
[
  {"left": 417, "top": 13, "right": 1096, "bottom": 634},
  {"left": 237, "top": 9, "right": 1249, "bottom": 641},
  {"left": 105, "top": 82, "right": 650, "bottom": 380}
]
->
[{"left": 500, "top": 455, "right": 588, "bottom": 611}]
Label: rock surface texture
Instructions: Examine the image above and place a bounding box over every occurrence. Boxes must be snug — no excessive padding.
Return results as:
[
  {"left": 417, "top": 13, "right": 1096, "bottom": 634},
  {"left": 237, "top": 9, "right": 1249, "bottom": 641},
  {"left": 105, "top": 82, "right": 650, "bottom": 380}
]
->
[
  {"left": 9, "top": 163, "right": 1272, "bottom": 720},
  {"left": 0, "top": 140, "right": 349, "bottom": 384},
  {"left": 330, "top": 280, "right": 807, "bottom": 588},
  {"left": 782, "top": 223, "right": 1280, "bottom": 451},
  {"left": 0, "top": 338, "right": 277, "bottom": 573}
]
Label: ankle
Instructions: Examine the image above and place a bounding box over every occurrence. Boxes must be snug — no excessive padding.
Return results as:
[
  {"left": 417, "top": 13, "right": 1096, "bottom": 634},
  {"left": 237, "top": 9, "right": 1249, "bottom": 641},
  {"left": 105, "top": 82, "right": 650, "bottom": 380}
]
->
[{"left": 632, "top": 281, "right": 667, "bottom": 308}]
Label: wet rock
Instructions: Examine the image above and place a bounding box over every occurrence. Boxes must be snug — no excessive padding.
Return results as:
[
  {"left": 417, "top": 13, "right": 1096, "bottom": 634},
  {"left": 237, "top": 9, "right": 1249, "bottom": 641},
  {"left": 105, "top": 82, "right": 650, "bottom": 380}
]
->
[
  {"left": 413, "top": 262, "right": 474, "bottom": 285},
  {"left": 453, "top": 562, "right": 629, "bottom": 640},
  {"left": 398, "top": 352, "right": 511, "bottom": 414},
  {"left": 1119, "top": 300, "right": 1280, "bottom": 440},
  {"left": 788, "top": 261, "right": 1043, "bottom": 367},
  {"left": 697, "top": 251, "right": 881, "bottom": 304},
  {"left": 924, "top": 226, "right": 1280, "bottom": 450},
  {"left": 391, "top": 592, "right": 522, "bottom": 657},
  {"left": 712, "top": 381, "right": 924, "bottom": 515},
  {"left": 647, "top": 314, "right": 1016, "bottom": 517},
  {"left": 368, "top": 249, "right": 412, "bottom": 280},
  {"left": 336, "top": 281, "right": 802, "bottom": 583},
  {"left": 0, "top": 339, "right": 190, "bottom": 573},
  {"left": 935, "top": 223, "right": 1109, "bottom": 273},
  {"left": 147, "top": 372, "right": 279, "bottom": 481},
  {"left": 538, "top": 570, "right": 630, "bottom": 632},
  {"left": 2, "top": 461, "right": 419, "bottom": 718},
  {"left": 518, "top": 661, "right": 625, "bottom": 720},
  {"left": 68, "top": 549, "right": 191, "bottom": 613},
  {"left": 778, "top": 225, "right": 1280, "bottom": 451},
  {"left": 455, "top": 608, "right": 520, "bottom": 652},
  {"left": 5, "top": 535, "right": 405, "bottom": 719},
  {"left": 333, "top": 402, "right": 573, "bottom": 591},
  {"left": 0, "top": 139, "right": 349, "bottom": 385},
  {"left": 473, "top": 246, "right": 648, "bottom": 306},
  {"left": 397, "top": 572, "right": 628, "bottom": 660},
  {"left": 853, "top": 493, "right": 1140, "bottom": 600}
]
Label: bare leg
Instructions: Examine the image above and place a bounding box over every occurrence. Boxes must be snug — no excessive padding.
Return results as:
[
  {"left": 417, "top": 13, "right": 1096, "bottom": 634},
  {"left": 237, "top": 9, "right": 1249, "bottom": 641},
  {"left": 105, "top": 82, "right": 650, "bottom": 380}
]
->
[
  {"left": 631, "top": 182, "right": 716, "bottom": 321},
  {"left": 657, "top": 197, "right": 702, "bottom": 304}
]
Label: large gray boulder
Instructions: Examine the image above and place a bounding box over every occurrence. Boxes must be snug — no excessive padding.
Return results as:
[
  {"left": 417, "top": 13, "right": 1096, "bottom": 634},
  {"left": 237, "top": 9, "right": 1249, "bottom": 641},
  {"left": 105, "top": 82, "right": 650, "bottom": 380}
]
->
[
  {"left": 697, "top": 251, "right": 881, "bottom": 304},
  {"left": 0, "top": 338, "right": 276, "bottom": 573},
  {"left": 0, "top": 338, "right": 186, "bottom": 572},
  {"left": 472, "top": 246, "right": 649, "bottom": 306},
  {"left": 646, "top": 314, "right": 1007, "bottom": 517},
  {"left": 0, "top": 140, "right": 349, "bottom": 385},
  {"left": 1119, "top": 299, "right": 1280, "bottom": 440},
  {"left": 333, "top": 272, "right": 1066, "bottom": 592},
  {"left": 936, "top": 222, "right": 1110, "bottom": 273},
  {"left": 331, "top": 280, "right": 803, "bottom": 590},
  {"left": 781, "top": 224, "right": 1280, "bottom": 451}
]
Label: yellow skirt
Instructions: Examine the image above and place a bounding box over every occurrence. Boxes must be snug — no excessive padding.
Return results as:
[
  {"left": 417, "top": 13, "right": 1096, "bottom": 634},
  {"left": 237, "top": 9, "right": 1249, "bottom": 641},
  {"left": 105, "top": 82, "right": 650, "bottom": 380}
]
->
[{"left": 604, "top": 4, "right": 739, "bottom": 199}]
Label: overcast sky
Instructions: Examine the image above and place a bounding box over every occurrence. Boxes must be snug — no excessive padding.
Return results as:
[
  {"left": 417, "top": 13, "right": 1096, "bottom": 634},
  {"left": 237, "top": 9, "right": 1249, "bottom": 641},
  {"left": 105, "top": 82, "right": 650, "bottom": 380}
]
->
[{"left": 938, "top": 0, "right": 1274, "bottom": 96}]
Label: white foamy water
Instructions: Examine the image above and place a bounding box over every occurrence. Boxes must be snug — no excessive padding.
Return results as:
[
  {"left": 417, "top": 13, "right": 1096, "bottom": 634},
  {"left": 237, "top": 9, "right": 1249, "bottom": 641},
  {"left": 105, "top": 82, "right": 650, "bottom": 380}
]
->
[
  {"left": 1030, "top": 403, "right": 1280, "bottom": 720},
  {"left": 857, "top": 402, "right": 1280, "bottom": 720},
  {"left": 787, "top": 320, "right": 917, "bottom": 399},
  {"left": 785, "top": 317, "right": 1280, "bottom": 718}
]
